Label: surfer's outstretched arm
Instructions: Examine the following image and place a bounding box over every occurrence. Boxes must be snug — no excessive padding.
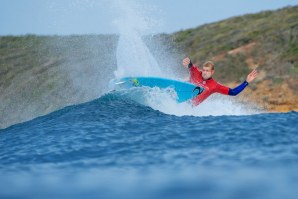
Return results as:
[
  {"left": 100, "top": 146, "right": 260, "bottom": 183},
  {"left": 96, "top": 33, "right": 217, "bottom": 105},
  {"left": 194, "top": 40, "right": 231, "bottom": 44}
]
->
[
  {"left": 182, "top": 57, "right": 202, "bottom": 84},
  {"left": 246, "top": 69, "right": 258, "bottom": 83},
  {"left": 183, "top": 57, "right": 192, "bottom": 68},
  {"left": 228, "top": 69, "right": 258, "bottom": 96},
  {"left": 183, "top": 57, "right": 197, "bottom": 69},
  {"left": 228, "top": 81, "right": 249, "bottom": 96}
]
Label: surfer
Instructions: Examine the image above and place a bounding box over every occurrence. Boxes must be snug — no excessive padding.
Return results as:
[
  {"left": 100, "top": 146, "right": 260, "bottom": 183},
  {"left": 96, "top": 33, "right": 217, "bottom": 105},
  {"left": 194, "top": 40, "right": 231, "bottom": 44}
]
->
[{"left": 182, "top": 57, "right": 258, "bottom": 105}]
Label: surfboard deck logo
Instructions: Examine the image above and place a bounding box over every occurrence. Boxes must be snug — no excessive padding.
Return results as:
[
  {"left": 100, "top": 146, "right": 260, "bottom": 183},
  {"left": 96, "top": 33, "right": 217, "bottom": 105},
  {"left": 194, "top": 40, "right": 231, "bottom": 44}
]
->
[
  {"left": 114, "top": 76, "right": 204, "bottom": 103},
  {"left": 131, "top": 78, "right": 140, "bottom": 87}
]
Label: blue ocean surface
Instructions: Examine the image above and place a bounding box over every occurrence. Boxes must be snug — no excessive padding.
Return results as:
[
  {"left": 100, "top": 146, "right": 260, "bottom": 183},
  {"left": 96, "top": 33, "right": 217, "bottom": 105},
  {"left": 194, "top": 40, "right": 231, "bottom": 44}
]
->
[{"left": 0, "top": 91, "right": 298, "bottom": 199}]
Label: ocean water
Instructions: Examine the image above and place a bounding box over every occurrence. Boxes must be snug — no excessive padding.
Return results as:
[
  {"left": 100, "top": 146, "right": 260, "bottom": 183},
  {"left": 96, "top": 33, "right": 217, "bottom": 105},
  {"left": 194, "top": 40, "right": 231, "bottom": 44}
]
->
[{"left": 0, "top": 89, "right": 298, "bottom": 199}]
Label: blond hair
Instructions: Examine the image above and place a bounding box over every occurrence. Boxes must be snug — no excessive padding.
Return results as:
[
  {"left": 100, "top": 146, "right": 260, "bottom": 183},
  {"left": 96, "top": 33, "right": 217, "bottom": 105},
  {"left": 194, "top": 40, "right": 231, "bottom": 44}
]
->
[{"left": 203, "top": 61, "right": 215, "bottom": 70}]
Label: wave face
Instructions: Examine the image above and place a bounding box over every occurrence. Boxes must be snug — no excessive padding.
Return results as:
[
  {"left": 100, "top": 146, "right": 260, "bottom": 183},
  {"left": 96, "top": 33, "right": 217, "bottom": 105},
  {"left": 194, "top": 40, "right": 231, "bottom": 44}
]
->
[{"left": 1, "top": 91, "right": 298, "bottom": 199}]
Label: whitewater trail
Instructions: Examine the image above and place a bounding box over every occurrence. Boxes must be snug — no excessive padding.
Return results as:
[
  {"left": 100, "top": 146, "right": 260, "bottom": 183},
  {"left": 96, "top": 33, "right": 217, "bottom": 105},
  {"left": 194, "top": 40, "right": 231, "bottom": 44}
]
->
[{"left": 107, "top": 87, "right": 263, "bottom": 117}]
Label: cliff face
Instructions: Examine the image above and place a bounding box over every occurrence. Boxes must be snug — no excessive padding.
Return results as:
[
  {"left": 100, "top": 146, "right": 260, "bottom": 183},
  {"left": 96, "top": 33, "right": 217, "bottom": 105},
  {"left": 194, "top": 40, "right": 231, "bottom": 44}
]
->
[{"left": 172, "top": 6, "right": 298, "bottom": 112}]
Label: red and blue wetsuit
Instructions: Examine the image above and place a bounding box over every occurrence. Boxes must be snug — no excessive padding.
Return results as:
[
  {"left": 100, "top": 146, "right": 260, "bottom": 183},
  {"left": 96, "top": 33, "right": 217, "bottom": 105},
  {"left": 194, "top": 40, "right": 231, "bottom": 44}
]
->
[{"left": 188, "top": 64, "right": 248, "bottom": 105}]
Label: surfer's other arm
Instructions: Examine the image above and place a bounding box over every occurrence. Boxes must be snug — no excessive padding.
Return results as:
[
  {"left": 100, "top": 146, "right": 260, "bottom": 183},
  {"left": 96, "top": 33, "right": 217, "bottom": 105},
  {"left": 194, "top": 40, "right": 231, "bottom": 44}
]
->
[
  {"left": 183, "top": 57, "right": 194, "bottom": 68},
  {"left": 182, "top": 57, "right": 202, "bottom": 84},
  {"left": 228, "top": 69, "right": 258, "bottom": 96}
]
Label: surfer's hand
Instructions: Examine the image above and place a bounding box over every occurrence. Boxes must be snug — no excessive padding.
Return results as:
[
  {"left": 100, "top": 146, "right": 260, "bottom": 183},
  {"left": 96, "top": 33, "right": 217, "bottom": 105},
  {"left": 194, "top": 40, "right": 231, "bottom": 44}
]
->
[
  {"left": 183, "top": 57, "right": 191, "bottom": 68},
  {"left": 246, "top": 69, "right": 258, "bottom": 83}
]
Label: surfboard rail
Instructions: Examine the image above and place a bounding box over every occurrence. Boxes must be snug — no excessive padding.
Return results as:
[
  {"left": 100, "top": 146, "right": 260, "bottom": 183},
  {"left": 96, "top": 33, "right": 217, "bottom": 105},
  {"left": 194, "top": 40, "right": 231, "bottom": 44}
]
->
[{"left": 114, "top": 76, "right": 204, "bottom": 103}]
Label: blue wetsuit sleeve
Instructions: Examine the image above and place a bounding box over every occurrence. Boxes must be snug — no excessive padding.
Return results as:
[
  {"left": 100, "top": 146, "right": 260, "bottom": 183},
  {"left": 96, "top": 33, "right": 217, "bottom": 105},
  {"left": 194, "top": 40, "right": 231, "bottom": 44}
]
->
[{"left": 228, "top": 81, "right": 249, "bottom": 96}]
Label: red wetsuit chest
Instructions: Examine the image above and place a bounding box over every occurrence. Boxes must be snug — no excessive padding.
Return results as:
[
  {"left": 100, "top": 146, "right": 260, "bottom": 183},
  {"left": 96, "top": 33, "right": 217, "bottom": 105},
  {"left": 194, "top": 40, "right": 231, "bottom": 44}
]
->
[{"left": 189, "top": 66, "right": 229, "bottom": 105}]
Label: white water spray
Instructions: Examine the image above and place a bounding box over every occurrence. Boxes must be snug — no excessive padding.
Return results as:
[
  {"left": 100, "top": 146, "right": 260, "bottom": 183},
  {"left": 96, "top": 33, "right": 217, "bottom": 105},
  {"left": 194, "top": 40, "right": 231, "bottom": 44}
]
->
[
  {"left": 127, "top": 88, "right": 263, "bottom": 116},
  {"left": 111, "top": 0, "right": 162, "bottom": 78}
]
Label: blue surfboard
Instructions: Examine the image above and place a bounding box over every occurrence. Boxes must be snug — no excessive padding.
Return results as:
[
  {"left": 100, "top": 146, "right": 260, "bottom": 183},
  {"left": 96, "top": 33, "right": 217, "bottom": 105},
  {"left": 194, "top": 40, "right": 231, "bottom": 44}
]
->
[{"left": 114, "top": 76, "right": 204, "bottom": 103}]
